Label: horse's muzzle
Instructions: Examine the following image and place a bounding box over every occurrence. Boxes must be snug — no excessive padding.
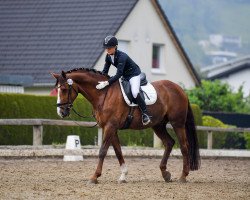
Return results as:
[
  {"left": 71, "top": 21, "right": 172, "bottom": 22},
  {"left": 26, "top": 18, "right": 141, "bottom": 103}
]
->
[
  {"left": 56, "top": 102, "right": 72, "bottom": 118},
  {"left": 61, "top": 107, "right": 71, "bottom": 118}
]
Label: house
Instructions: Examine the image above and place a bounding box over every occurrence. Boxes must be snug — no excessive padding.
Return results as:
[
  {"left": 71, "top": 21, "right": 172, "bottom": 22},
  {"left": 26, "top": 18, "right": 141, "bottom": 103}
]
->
[
  {"left": 206, "top": 51, "right": 237, "bottom": 65},
  {"left": 0, "top": 0, "right": 200, "bottom": 95},
  {"left": 199, "top": 34, "right": 241, "bottom": 65},
  {"left": 201, "top": 55, "right": 250, "bottom": 96},
  {"left": 209, "top": 34, "right": 241, "bottom": 49}
]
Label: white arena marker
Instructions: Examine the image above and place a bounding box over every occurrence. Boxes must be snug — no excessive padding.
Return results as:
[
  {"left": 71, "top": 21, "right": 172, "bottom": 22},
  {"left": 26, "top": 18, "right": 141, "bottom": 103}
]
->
[{"left": 63, "top": 135, "right": 83, "bottom": 161}]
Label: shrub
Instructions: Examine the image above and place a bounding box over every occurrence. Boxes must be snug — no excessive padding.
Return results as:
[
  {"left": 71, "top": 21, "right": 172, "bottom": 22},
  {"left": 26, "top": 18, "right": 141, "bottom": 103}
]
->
[
  {"left": 191, "top": 104, "right": 203, "bottom": 126},
  {"left": 186, "top": 80, "right": 250, "bottom": 113},
  {"left": 202, "top": 115, "right": 246, "bottom": 149},
  {"left": 244, "top": 132, "right": 250, "bottom": 149},
  {"left": 0, "top": 93, "right": 97, "bottom": 145}
]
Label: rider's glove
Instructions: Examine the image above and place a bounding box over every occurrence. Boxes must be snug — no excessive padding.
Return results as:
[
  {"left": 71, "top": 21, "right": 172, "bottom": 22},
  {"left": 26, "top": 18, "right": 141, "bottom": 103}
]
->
[{"left": 96, "top": 81, "right": 109, "bottom": 90}]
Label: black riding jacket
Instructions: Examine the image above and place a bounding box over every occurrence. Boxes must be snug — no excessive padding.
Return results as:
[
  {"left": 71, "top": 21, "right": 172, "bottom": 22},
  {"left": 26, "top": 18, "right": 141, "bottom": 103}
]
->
[{"left": 102, "top": 50, "right": 141, "bottom": 85}]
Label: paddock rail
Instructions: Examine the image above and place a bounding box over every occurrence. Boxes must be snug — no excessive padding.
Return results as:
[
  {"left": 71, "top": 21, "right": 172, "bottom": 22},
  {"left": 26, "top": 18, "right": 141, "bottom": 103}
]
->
[{"left": 0, "top": 119, "right": 249, "bottom": 149}]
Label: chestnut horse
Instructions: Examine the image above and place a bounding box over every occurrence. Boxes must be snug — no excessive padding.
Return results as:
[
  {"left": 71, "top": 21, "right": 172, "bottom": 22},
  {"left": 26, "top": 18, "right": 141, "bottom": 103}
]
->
[{"left": 52, "top": 68, "right": 200, "bottom": 184}]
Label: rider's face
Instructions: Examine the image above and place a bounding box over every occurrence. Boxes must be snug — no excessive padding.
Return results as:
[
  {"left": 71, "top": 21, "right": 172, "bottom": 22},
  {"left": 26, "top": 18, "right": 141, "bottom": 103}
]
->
[{"left": 106, "top": 46, "right": 116, "bottom": 55}]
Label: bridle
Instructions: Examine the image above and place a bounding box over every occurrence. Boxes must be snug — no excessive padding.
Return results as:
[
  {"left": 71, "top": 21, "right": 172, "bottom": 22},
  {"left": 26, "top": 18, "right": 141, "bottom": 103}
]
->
[
  {"left": 56, "top": 79, "right": 77, "bottom": 110},
  {"left": 56, "top": 78, "right": 96, "bottom": 120}
]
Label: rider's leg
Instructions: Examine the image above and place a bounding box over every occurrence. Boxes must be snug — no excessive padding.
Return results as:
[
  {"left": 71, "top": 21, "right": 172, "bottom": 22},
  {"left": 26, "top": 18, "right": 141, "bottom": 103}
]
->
[
  {"left": 135, "top": 93, "right": 151, "bottom": 125},
  {"left": 129, "top": 75, "right": 140, "bottom": 100},
  {"left": 129, "top": 75, "right": 151, "bottom": 125}
]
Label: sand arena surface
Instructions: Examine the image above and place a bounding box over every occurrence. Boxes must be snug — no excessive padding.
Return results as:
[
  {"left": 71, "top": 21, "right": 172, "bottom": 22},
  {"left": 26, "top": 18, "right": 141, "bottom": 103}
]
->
[{"left": 0, "top": 157, "right": 249, "bottom": 200}]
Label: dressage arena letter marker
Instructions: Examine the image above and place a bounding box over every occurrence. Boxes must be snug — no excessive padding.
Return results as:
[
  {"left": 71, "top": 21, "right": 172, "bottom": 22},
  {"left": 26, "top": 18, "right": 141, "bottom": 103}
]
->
[{"left": 63, "top": 135, "right": 83, "bottom": 161}]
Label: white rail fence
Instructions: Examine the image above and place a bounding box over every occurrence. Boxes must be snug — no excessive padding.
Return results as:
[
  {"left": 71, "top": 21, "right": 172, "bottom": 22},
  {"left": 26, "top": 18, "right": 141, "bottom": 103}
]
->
[{"left": 0, "top": 119, "right": 249, "bottom": 149}]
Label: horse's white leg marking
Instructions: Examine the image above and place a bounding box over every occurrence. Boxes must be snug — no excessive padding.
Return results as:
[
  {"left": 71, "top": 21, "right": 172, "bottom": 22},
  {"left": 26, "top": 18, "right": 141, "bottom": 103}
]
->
[
  {"left": 57, "top": 87, "right": 63, "bottom": 118},
  {"left": 119, "top": 163, "right": 128, "bottom": 182}
]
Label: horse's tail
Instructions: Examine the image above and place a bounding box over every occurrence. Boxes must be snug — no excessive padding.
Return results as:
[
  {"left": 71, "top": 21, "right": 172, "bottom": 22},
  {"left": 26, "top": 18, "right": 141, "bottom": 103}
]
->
[{"left": 185, "top": 102, "right": 201, "bottom": 171}]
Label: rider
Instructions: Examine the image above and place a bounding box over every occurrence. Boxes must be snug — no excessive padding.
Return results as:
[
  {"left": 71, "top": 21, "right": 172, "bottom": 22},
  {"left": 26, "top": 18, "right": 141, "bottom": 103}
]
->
[{"left": 96, "top": 35, "right": 151, "bottom": 125}]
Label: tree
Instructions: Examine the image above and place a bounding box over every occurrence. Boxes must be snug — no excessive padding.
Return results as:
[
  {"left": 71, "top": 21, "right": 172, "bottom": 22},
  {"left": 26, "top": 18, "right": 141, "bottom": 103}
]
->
[{"left": 186, "top": 80, "right": 250, "bottom": 113}]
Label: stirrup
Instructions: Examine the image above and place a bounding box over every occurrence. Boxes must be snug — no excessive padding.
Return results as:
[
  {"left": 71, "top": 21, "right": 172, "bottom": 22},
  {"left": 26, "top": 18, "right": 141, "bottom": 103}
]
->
[{"left": 142, "top": 114, "right": 151, "bottom": 125}]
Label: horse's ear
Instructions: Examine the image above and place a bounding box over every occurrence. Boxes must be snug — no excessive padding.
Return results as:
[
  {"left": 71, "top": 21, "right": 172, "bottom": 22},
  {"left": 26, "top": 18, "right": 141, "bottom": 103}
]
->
[
  {"left": 51, "top": 72, "right": 59, "bottom": 79},
  {"left": 61, "top": 71, "right": 66, "bottom": 79}
]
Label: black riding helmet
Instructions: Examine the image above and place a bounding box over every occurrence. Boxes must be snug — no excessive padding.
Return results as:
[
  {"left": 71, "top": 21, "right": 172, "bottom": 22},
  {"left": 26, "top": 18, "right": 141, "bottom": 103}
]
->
[{"left": 103, "top": 35, "right": 118, "bottom": 48}]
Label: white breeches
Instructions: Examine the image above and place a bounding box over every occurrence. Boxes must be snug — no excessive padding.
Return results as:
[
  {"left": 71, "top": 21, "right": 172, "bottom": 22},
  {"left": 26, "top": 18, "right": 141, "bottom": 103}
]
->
[{"left": 129, "top": 75, "right": 140, "bottom": 99}]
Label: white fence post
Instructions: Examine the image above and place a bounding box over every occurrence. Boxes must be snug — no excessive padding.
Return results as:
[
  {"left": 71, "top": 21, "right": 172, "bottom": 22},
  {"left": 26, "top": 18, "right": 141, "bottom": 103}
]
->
[
  {"left": 33, "top": 125, "right": 43, "bottom": 146},
  {"left": 153, "top": 132, "right": 162, "bottom": 148},
  {"left": 98, "top": 128, "right": 103, "bottom": 146},
  {"left": 207, "top": 131, "right": 213, "bottom": 149}
]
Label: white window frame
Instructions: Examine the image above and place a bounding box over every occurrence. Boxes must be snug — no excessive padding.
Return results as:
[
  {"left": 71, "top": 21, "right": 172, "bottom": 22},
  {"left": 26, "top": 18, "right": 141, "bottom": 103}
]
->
[
  {"left": 118, "top": 40, "right": 130, "bottom": 54},
  {"left": 151, "top": 43, "right": 166, "bottom": 75}
]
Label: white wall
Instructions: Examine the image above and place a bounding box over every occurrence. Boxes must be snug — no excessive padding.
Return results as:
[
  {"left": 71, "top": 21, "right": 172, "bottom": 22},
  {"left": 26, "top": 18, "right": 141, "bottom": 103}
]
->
[
  {"left": 220, "top": 68, "right": 250, "bottom": 97},
  {"left": 94, "top": 0, "right": 196, "bottom": 88}
]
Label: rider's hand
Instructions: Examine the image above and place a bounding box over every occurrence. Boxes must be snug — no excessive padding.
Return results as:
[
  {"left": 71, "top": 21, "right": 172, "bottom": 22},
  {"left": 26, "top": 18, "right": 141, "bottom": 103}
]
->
[{"left": 96, "top": 81, "right": 109, "bottom": 90}]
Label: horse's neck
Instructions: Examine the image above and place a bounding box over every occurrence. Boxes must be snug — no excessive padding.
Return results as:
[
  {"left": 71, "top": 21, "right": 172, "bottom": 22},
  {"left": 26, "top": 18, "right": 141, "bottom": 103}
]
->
[{"left": 70, "top": 72, "right": 108, "bottom": 110}]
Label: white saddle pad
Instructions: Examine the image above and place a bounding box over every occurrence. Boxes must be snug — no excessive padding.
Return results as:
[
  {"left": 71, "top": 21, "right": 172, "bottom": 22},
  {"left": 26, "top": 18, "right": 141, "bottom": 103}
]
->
[{"left": 119, "top": 79, "right": 157, "bottom": 107}]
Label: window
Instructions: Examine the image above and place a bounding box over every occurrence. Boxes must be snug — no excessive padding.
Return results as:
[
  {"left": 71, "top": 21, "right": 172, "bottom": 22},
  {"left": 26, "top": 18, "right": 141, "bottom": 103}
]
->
[
  {"left": 151, "top": 44, "right": 165, "bottom": 74},
  {"left": 152, "top": 45, "right": 161, "bottom": 69},
  {"left": 118, "top": 40, "right": 130, "bottom": 54}
]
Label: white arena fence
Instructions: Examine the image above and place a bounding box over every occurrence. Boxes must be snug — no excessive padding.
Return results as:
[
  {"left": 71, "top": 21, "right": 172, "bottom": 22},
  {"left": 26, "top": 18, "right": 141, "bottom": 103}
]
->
[{"left": 0, "top": 119, "right": 249, "bottom": 149}]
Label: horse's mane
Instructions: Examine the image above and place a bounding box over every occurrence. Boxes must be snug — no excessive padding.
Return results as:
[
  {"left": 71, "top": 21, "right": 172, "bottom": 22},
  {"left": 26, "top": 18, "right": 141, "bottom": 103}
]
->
[{"left": 66, "top": 67, "right": 110, "bottom": 78}]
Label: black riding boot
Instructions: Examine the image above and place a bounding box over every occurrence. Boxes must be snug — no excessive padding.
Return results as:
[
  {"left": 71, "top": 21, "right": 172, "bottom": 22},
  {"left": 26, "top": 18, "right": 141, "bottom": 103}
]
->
[{"left": 135, "top": 93, "right": 151, "bottom": 125}]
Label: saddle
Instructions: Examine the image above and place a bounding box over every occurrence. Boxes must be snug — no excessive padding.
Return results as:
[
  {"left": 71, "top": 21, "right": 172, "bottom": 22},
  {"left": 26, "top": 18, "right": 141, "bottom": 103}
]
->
[{"left": 119, "top": 73, "right": 157, "bottom": 106}]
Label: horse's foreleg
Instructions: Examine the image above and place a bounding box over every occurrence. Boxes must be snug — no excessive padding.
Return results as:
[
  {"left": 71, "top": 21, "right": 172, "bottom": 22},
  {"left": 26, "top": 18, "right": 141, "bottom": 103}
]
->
[
  {"left": 112, "top": 132, "right": 128, "bottom": 183},
  {"left": 88, "top": 125, "right": 114, "bottom": 184},
  {"left": 173, "top": 126, "right": 190, "bottom": 183},
  {"left": 153, "top": 123, "right": 175, "bottom": 182}
]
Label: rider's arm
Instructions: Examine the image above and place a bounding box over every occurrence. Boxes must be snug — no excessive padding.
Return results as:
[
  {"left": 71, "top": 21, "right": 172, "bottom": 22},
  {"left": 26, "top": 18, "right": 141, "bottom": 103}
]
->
[{"left": 108, "top": 55, "right": 126, "bottom": 85}]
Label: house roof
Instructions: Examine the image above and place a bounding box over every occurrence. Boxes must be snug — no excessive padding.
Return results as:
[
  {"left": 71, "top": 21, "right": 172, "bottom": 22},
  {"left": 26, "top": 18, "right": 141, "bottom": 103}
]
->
[
  {"left": 0, "top": 0, "right": 199, "bottom": 86},
  {"left": 0, "top": 74, "right": 33, "bottom": 86},
  {"left": 201, "top": 55, "right": 250, "bottom": 80},
  {"left": 0, "top": 0, "right": 138, "bottom": 85}
]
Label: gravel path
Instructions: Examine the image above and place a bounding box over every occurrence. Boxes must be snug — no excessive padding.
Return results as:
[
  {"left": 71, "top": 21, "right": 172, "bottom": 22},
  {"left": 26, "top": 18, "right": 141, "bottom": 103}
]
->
[{"left": 0, "top": 157, "right": 249, "bottom": 200}]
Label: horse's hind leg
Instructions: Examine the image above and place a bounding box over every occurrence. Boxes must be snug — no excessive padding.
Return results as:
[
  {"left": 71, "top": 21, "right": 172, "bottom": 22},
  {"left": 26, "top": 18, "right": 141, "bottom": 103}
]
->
[
  {"left": 153, "top": 123, "right": 175, "bottom": 182},
  {"left": 172, "top": 126, "right": 189, "bottom": 183},
  {"left": 112, "top": 132, "right": 128, "bottom": 183}
]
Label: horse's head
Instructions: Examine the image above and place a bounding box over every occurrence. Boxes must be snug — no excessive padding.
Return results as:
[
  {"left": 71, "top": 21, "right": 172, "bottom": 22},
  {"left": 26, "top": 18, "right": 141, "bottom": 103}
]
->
[{"left": 51, "top": 71, "right": 78, "bottom": 118}]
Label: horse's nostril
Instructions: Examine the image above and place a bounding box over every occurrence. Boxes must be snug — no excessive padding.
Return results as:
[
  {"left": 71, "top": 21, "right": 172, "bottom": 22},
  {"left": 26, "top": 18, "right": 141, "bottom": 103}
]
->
[
  {"left": 62, "top": 108, "right": 70, "bottom": 117},
  {"left": 62, "top": 111, "right": 67, "bottom": 117}
]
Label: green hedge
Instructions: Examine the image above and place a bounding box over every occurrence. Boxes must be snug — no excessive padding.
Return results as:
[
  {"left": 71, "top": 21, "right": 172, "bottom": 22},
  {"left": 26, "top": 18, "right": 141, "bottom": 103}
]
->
[
  {"left": 202, "top": 116, "right": 246, "bottom": 149},
  {"left": 244, "top": 132, "right": 250, "bottom": 149},
  {"left": 0, "top": 93, "right": 202, "bottom": 146},
  {"left": 0, "top": 93, "right": 97, "bottom": 145}
]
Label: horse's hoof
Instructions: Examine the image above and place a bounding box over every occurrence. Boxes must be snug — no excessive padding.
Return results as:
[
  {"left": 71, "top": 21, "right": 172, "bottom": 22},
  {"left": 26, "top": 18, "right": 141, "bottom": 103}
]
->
[
  {"left": 178, "top": 177, "right": 187, "bottom": 183},
  {"left": 162, "top": 171, "right": 172, "bottom": 182},
  {"left": 118, "top": 179, "right": 127, "bottom": 184},
  {"left": 87, "top": 179, "right": 98, "bottom": 185}
]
